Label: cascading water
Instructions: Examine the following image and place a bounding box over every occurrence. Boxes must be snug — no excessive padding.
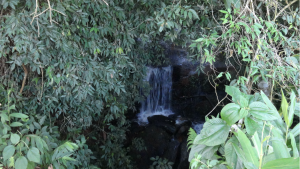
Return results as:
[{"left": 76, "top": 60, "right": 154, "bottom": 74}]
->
[{"left": 137, "top": 66, "right": 174, "bottom": 124}]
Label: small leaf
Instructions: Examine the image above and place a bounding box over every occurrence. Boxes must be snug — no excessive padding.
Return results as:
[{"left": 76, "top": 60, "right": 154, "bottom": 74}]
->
[
  {"left": 11, "top": 133, "right": 20, "bottom": 144},
  {"left": 10, "top": 122, "right": 23, "bottom": 127},
  {"left": 10, "top": 113, "right": 28, "bottom": 119},
  {"left": 3, "top": 145, "right": 15, "bottom": 161}
]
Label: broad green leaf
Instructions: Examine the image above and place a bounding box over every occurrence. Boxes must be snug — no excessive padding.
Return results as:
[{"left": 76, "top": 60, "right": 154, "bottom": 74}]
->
[
  {"left": 262, "top": 153, "right": 276, "bottom": 166},
  {"left": 251, "top": 132, "right": 261, "bottom": 157},
  {"left": 225, "top": 86, "right": 241, "bottom": 104},
  {"left": 232, "top": 142, "right": 247, "bottom": 163},
  {"left": 281, "top": 90, "right": 289, "bottom": 126},
  {"left": 289, "top": 133, "right": 299, "bottom": 157},
  {"left": 261, "top": 91, "right": 285, "bottom": 132},
  {"left": 235, "top": 129, "right": 259, "bottom": 166},
  {"left": 10, "top": 113, "right": 28, "bottom": 119},
  {"left": 10, "top": 133, "right": 20, "bottom": 144},
  {"left": 245, "top": 117, "right": 261, "bottom": 136},
  {"left": 221, "top": 103, "right": 241, "bottom": 125},
  {"left": 194, "top": 118, "right": 230, "bottom": 146},
  {"left": 26, "top": 161, "right": 36, "bottom": 169},
  {"left": 239, "top": 108, "right": 248, "bottom": 119},
  {"left": 239, "top": 95, "right": 249, "bottom": 108},
  {"left": 249, "top": 102, "right": 278, "bottom": 120},
  {"left": 244, "top": 162, "right": 258, "bottom": 169},
  {"left": 262, "top": 157, "right": 299, "bottom": 169},
  {"left": 15, "top": 156, "right": 28, "bottom": 169},
  {"left": 272, "top": 128, "right": 290, "bottom": 159},
  {"left": 3, "top": 145, "right": 15, "bottom": 161},
  {"left": 188, "top": 144, "right": 218, "bottom": 161},
  {"left": 188, "top": 9, "right": 199, "bottom": 19},
  {"left": 27, "top": 147, "right": 40, "bottom": 163},
  {"left": 287, "top": 91, "right": 296, "bottom": 128},
  {"left": 295, "top": 103, "right": 300, "bottom": 117},
  {"left": 10, "top": 122, "right": 23, "bottom": 127},
  {"left": 289, "top": 123, "right": 300, "bottom": 137},
  {"left": 224, "top": 137, "right": 238, "bottom": 169},
  {"left": 260, "top": 91, "right": 278, "bottom": 112},
  {"left": 0, "top": 113, "right": 9, "bottom": 122}
]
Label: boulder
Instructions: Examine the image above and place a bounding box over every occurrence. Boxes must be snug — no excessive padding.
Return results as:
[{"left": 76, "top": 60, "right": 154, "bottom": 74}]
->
[
  {"left": 147, "top": 115, "right": 176, "bottom": 134},
  {"left": 131, "top": 124, "right": 172, "bottom": 168}
]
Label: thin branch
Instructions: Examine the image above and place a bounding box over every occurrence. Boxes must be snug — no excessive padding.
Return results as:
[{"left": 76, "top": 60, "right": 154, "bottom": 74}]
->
[
  {"left": 273, "top": 0, "right": 298, "bottom": 21},
  {"left": 206, "top": 94, "right": 228, "bottom": 117},
  {"left": 19, "top": 64, "right": 28, "bottom": 94}
]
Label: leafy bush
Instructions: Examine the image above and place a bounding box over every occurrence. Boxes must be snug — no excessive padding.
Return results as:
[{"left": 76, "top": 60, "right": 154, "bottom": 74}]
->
[
  {"left": 189, "top": 86, "right": 300, "bottom": 169},
  {"left": 0, "top": 88, "right": 94, "bottom": 169},
  {"left": 149, "top": 156, "right": 174, "bottom": 169}
]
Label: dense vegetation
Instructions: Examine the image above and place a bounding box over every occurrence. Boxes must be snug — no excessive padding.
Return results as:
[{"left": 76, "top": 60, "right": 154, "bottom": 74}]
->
[{"left": 0, "top": 0, "right": 299, "bottom": 168}]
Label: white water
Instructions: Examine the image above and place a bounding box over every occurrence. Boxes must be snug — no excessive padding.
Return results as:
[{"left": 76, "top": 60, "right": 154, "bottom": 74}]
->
[
  {"left": 192, "top": 123, "right": 204, "bottom": 134},
  {"left": 137, "top": 66, "right": 174, "bottom": 124}
]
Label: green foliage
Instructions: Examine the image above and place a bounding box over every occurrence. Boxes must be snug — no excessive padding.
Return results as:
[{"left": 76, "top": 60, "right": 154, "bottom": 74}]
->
[
  {"left": 188, "top": 86, "right": 300, "bottom": 169},
  {"left": 0, "top": 88, "right": 94, "bottom": 169},
  {"left": 188, "top": 128, "right": 197, "bottom": 150},
  {"left": 149, "top": 156, "right": 174, "bottom": 169}
]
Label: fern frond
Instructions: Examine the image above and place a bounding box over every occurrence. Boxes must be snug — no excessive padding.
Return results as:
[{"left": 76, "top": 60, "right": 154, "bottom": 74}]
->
[{"left": 187, "top": 128, "right": 197, "bottom": 150}]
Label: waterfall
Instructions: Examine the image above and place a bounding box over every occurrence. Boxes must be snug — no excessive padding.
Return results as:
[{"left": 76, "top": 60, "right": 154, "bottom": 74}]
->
[{"left": 137, "top": 66, "right": 174, "bottom": 124}]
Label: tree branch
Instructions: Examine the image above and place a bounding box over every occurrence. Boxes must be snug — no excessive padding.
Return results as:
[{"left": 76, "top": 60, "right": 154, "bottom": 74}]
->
[{"left": 273, "top": 0, "right": 298, "bottom": 21}]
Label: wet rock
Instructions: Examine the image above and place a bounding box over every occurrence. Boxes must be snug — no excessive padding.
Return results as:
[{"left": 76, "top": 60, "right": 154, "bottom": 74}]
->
[
  {"left": 147, "top": 115, "right": 176, "bottom": 134},
  {"left": 131, "top": 124, "right": 172, "bottom": 168},
  {"left": 148, "top": 115, "right": 175, "bottom": 125}
]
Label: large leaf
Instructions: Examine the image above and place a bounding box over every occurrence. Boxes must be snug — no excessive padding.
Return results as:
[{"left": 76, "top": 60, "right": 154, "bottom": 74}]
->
[
  {"left": 221, "top": 103, "right": 241, "bottom": 125},
  {"left": 15, "top": 156, "right": 28, "bottom": 169},
  {"left": 3, "top": 145, "right": 15, "bottom": 161},
  {"left": 262, "top": 157, "right": 299, "bottom": 169},
  {"left": 289, "top": 123, "right": 300, "bottom": 138},
  {"left": 245, "top": 117, "right": 261, "bottom": 136},
  {"left": 295, "top": 103, "right": 300, "bottom": 117},
  {"left": 225, "top": 86, "right": 241, "bottom": 104},
  {"left": 194, "top": 118, "right": 230, "bottom": 146},
  {"left": 235, "top": 129, "right": 259, "bottom": 166},
  {"left": 249, "top": 102, "right": 278, "bottom": 120},
  {"left": 289, "top": 133, "right": 299, "bottom": 158},
  {"left": 287, "top": 91, "right": 296, "bottom": 128},
  {"left": 272, "top": 128, "right": 290, "bottom": 159},
  {"left": 27, "top": 147, "right": 40, "bottom": 163},
  {"left": 10, "top": 133, "right": 20, "bottom": 144},
  {"left": 225, "top": 137, "right": 238, "bottom": 169},
  {"left": 188, "top": 144, "right": 218, "bottom": 161},
  {"left": 251, "top": 132, "right": 261, "bottom": 157}
]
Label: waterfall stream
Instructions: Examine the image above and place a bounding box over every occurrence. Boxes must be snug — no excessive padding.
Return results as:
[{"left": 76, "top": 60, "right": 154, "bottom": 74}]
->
[{"left": 137, "top": 66, "right": 174, "bottom": 124}]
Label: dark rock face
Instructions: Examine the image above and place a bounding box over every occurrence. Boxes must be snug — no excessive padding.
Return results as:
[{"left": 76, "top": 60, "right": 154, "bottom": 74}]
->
[
  {"left": 148, "top": 115, "right": 176, "bottom": 134},
  {"left": 127, "top": 116, "right": 193, "bottom": 169},
  {"left": 177, "top": 136, "right": 190, "bottom": 169}
]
